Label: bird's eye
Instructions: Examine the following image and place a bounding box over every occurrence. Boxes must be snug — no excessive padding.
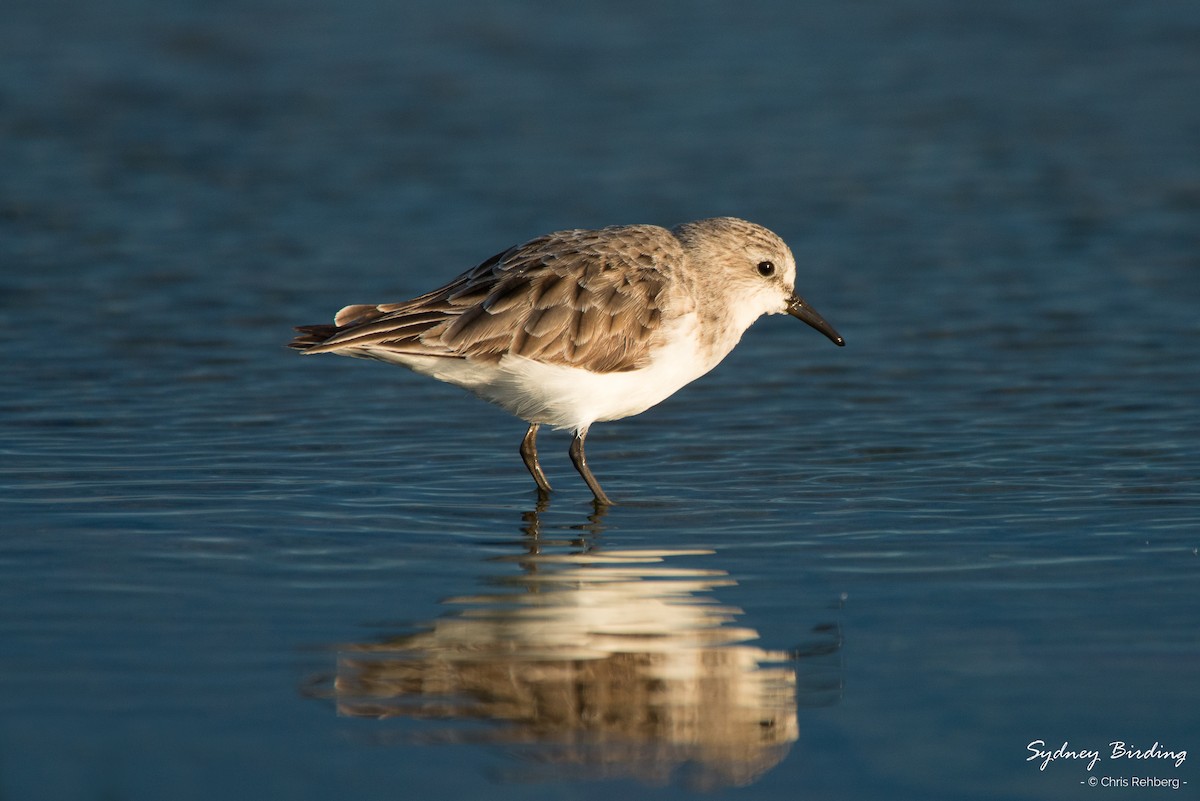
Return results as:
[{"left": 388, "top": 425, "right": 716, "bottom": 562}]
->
[{"left": 757, "top": 260, "right": 776, "bottom": 277}]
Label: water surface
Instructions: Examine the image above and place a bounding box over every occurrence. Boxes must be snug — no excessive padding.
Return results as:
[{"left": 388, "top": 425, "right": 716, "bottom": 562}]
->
[{"left": 2, "top": 1, "right": 1198, "bottom": 799}]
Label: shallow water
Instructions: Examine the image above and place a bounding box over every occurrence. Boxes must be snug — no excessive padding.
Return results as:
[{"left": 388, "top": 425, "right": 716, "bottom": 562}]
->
[{"left": 2, "top": 0, "right": 1198, "bottom": 799}]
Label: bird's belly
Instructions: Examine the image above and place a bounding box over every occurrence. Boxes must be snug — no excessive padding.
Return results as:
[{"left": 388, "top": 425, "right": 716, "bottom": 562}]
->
[
  {"left": 486, "top": 315, "right": 728, "bottom": 430},
  {"left": 369, "top": 314, "right": 735, "bottom": 432}
]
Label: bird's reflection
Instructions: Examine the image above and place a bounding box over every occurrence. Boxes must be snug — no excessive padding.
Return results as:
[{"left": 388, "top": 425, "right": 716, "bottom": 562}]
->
[{"left": 326, "top": 507, "right": 842, "bottom": 789}]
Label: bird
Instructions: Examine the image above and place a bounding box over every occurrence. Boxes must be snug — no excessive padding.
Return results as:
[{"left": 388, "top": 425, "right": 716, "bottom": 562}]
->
[{"left": 289, "top": 217, "right": 844, "bottom": 505}]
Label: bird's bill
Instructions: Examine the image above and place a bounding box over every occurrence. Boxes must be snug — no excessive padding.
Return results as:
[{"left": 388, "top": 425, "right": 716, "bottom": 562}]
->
[{"left": 786, "top": 294, "right": 845, "bottom": 346}]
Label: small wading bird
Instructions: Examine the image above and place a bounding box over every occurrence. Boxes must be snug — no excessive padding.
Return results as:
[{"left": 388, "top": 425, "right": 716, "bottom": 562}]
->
[{"left": 290, "top": 217, "right": 844, "bottom": 505}]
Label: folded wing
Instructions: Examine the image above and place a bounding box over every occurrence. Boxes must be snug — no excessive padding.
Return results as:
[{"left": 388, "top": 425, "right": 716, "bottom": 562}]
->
[{"left": 290, "top": 225, "right": 679, "bottom": 374}]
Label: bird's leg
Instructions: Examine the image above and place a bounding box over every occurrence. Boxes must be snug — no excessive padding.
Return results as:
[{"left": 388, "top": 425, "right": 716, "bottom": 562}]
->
[
  {"left": 569, "top": 428, "right": 613, "bottom": 506},
  {"left": 520, "top": 423, "right": 553, "bottom": 498}
]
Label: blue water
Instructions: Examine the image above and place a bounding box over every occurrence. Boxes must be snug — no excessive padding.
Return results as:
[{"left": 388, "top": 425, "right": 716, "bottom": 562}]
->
[{"left": 2, "top": 1, "right": 1198, "bottom": 799}]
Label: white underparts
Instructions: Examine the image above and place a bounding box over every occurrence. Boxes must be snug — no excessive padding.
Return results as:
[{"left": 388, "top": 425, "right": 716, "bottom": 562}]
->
[{"left": 363, "top": 313, "right": 744, "bottom": 432}]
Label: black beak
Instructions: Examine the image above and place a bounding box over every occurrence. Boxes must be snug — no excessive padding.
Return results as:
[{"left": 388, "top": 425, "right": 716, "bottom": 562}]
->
[{"left": 786, "top": 294, "right": 845, "bottom": 346}]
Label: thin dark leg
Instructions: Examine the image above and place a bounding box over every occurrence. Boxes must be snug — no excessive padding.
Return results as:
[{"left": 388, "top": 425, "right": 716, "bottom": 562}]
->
[
  {"left": 520, "top": 423, "right": 553, "bottom": 497},
  {"left": 569, "top": 429, "right": 613, "bottom": 506}
]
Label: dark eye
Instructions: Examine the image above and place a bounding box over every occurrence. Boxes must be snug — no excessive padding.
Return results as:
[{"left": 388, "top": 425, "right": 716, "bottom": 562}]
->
[{"left": 757, "top": 260, "right": 776, "bottom": 277}]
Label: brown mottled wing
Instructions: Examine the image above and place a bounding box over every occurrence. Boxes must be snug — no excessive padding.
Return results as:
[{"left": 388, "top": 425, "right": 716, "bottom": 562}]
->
[{"left": 290, "top": 225, "right": 680, "bottom": 373}]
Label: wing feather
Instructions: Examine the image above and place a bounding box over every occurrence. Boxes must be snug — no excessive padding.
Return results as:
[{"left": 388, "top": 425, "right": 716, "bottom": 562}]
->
[{"left": 289, "top": 225, "right": 682, "bottom": 372}]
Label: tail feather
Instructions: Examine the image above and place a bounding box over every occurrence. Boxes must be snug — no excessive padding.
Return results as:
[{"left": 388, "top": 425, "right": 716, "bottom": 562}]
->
[
  {"left": 288, "top": 324, "right": 340, "bottom": 351},
  {"left": 290, "top": 303, "right": 398, "bottom": 353}
]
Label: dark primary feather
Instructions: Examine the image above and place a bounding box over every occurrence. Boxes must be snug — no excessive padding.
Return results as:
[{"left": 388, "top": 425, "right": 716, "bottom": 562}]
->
[{"left": 288, "top": 225, "right": 680, "bottom": 373}]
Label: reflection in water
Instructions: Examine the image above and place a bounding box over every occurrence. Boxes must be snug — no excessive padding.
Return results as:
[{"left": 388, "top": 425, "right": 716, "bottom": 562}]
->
[{"left": 327, "top": 511, "right": 842, "bottom": 789}]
